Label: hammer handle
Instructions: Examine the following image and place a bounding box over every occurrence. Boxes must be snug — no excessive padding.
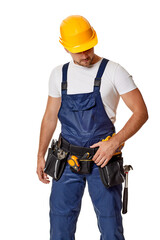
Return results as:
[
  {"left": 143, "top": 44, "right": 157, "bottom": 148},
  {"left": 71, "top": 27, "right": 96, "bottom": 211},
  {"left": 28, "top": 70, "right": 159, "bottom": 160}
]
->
[{"left": 122, "top": 187, "right": 128, "bottom": 214}]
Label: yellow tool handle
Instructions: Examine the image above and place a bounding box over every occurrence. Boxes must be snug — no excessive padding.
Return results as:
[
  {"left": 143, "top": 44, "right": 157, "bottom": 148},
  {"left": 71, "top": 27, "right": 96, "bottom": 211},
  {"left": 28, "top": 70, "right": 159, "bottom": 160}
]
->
[{"left": 67, "top": 155, "right": 80, "bottom": 171}]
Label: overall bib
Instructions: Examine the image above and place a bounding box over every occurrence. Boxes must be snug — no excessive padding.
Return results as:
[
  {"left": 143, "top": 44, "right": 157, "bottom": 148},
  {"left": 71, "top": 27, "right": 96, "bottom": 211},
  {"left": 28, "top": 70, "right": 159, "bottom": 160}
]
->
[{"left": 49, "top": 58, "right": 125, "bottom": 240}]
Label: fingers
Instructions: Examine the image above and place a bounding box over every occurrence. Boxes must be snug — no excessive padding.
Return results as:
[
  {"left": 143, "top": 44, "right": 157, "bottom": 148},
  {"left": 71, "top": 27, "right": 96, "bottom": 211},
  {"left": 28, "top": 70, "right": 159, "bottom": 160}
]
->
[
  {"left": 96, "top": 156, "right": 107, "bottom": 166},
  {"left": 91, "top": 141, "right": 114, "bottom": 168},
  {"left": 92, "top": 155, "right": 110, "bottom": 168},
  {"left": 37, "top": 158, "right": 50, "bottom": 184},
  {"left": 42, "top": 171, "right": 50, "bottom": 183},
  {"left": 36, "top": 168, "right": 50, "bottom": 184},
  {"left": 92, "top": 147, "right": 101, "bottom": 162},
  {"left": 101, "top": 159, "right": 109, "bottom": 168},
  {"left": 92, "top": 147, "right": 112, "bottom": 168},
  {"left": 90, "top": 141, "right": 101, "bottom": 148}
]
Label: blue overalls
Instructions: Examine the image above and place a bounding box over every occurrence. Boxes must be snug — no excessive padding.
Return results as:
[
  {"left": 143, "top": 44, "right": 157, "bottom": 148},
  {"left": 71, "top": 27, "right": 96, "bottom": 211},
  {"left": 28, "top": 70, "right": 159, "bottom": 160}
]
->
[{"left": 49, "top": 58, "right": 125, "bottom": 240}]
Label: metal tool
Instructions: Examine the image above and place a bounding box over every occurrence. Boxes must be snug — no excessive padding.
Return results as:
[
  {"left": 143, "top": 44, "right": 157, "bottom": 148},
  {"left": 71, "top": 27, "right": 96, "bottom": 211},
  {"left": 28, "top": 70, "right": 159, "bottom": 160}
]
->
[
  {"left": 57, "top": 148, "right": 68, "bottom": 160},
  {"left": 51, "top": 139, "right": 58, "bottom": 151},
  {"left": 122, "top": 165, "right": 133, "bottom": 214},
  {"left": 79, "top": 152, "right": 92, "bottom": 161}
]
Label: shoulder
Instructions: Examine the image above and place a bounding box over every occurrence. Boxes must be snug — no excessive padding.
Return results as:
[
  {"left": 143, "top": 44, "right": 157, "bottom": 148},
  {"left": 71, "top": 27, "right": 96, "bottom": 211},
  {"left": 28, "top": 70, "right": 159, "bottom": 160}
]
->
[
  {"left": 106, "top": 60, "right": 137, "bottom": 95},
  {"left": 48, "top": 64, "right": 64, "bottom": 97},
  {"left": 106, "top": 59, "right": 129, "bottom": 75},
  {"left": 106, "top": 59, "right": 133, "bottom": 82},
  {"left": 102, "top": 59, "right": 119, "bottom": 85},
  {"left": 104, "top": 59, "right": 119, "bottom": 76},
  {"left": 49, "top": 64, "right": 63, "bottom": 78},
  {"left": 107, "top": 60, "right": 119, "bottom": 70}
]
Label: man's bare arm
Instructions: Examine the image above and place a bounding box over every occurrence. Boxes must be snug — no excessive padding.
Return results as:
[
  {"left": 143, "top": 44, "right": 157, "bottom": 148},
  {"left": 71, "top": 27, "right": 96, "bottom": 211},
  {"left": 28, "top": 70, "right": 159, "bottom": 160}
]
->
[
  {"left": 36, "top": 96, "right": 61, "bottom": 183},
  {"left": 90, "top": 88, "right": 148, "bottom": 167},
  {"left": 112, "top": 88, "right": 148, "bottom": 146}
]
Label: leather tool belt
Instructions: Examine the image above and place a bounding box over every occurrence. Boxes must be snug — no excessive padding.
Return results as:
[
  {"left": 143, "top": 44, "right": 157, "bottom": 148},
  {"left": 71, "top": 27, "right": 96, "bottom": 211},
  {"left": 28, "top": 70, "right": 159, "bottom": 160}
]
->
[
  {"left": 57, "top": 134, "right": 97, "bottom": 174},
  {"left": 58, "top": 133, "right": 99, "bottom": 156},
  {"left": 44, "top": 133, "right": 125, "bottom": 187}
]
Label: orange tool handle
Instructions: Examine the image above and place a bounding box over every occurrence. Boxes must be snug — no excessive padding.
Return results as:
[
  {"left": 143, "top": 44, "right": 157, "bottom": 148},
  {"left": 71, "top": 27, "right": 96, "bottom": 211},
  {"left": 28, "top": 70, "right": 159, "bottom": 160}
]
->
[{"left": 67, "top": 155, "right": 80, "bottom": 172}]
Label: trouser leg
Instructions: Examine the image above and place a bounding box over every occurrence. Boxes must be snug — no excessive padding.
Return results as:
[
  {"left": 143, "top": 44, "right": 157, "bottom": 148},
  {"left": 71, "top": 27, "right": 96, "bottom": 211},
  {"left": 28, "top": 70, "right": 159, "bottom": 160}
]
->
[
  {"left": 86, "top": 163, "right": 125, "bottom": 240},
  {"left": 49, "top": 163, "right": 86, "bottom": 240}
]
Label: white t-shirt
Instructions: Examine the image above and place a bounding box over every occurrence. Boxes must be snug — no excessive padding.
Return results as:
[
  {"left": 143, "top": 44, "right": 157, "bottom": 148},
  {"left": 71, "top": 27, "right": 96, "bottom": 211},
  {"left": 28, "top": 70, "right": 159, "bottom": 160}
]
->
[{"left": 48, "top": 58, "right": 137, "bottom": 123}]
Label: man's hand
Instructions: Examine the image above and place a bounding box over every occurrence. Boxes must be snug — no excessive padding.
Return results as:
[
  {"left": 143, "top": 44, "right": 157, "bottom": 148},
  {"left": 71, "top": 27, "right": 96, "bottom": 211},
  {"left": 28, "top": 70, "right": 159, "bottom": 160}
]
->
[
  {"left": 36, "top": 96, "right": 61, "bottom": 184},
  {"left": 90, "top": 88, "right": 148, "bottom": 168},
  {"left": 36, "top": 157, "right": 50, "bottom": 184},
  {"left": 90, "top": 137, "right": 119, "bottom": 167}
]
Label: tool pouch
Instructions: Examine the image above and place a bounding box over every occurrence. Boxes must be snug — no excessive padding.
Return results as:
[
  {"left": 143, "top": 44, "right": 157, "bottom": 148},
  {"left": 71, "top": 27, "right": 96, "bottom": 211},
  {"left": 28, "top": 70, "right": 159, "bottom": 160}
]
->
[
  {"left": 44, "top": 142, "right": 68, "bottom": 181},
  {"left": 98, "top": 154, "right": 125, "bottom": 188},
  {"left": 70, "top": 158, "right": 94, "bottom": 174},
  {"left": 79, "top": 160, "right": 94, "bottom": 174}
]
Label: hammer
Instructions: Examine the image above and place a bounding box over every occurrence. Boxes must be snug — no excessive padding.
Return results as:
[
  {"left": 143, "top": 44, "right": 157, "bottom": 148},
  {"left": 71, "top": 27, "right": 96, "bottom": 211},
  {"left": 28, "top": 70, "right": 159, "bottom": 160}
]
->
[{"left": 122, "top": 165, "right": 133, "bottom": 214}]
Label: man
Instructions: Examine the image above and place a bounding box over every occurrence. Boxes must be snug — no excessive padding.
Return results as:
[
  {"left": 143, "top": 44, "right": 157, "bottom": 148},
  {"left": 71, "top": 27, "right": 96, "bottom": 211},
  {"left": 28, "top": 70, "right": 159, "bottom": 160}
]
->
[{"left": 37, "top": 15, "right": 148, "bottom": 240}]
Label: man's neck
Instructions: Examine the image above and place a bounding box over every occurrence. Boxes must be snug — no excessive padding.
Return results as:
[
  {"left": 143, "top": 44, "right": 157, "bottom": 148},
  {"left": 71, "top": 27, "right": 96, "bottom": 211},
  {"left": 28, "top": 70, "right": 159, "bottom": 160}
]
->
[{"left": 91, "top": 54, "right": 102, "bottom": 65}]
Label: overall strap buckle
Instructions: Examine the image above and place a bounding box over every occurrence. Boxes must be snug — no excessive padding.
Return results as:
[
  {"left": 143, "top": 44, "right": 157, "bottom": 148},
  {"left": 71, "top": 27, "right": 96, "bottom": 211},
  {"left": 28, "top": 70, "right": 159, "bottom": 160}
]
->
[
  {"left": 94, "top": 58, "right": 109, "bottom": 91},
  {"left": 61, "top": 62, "right": 69, "bottom": 94}
]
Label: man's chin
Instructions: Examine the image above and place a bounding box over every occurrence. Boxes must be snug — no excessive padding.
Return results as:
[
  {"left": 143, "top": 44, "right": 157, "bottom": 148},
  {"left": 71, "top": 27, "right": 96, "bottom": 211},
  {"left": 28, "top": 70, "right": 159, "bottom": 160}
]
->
[{"left": 79, "top": 59, "right": 92, "bottom": 67}]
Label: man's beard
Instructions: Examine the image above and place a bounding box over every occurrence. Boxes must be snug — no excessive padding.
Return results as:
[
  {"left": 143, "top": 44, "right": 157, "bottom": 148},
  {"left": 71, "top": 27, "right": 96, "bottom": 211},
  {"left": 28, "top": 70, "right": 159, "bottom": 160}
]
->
[{"left": 75, "top": 56, "right": 94, "bottom": 67}]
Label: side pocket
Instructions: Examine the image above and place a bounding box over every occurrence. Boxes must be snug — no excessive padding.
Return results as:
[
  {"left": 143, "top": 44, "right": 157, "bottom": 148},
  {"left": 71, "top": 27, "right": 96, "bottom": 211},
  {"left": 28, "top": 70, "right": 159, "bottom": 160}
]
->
[
  {"left": 44, "top": 148, "right": 53, "bottom": 172},
  {"left": 44, "top": 149, "right": 67, "bottom": 181},
  {"left": 44, "top": 149, "right": 57, "bottom": 178},
  {"left": 99, "top": 157, "right": 125, "bottom": 188}
]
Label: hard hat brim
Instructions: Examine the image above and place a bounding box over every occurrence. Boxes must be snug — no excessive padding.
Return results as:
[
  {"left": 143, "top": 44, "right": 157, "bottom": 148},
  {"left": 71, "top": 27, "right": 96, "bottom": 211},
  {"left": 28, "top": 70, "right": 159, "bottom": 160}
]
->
[{"left": 59, "top": 29, "right": 98, "bottom": 53}]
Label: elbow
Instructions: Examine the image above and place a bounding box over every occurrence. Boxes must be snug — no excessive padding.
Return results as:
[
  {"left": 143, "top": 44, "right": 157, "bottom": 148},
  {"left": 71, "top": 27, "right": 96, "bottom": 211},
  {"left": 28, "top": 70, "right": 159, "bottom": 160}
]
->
[
  {"left": 145, "top": 106, "right": 149, "bottom": 121},
  {"left": 134, "top": 108, "right": 149, "bottom": 126},
  {"left": 142, "top": 108, "right": 149, "bottom": 124},
  {"left": 146, "top": 111, "right": 149, "bottom": 122}
]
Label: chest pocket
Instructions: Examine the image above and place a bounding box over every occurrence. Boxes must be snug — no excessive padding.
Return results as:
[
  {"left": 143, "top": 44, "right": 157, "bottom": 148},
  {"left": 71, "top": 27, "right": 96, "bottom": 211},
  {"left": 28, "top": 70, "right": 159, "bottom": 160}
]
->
[{"left": 66, "top": 93, "right": 96, "bottom": 111}]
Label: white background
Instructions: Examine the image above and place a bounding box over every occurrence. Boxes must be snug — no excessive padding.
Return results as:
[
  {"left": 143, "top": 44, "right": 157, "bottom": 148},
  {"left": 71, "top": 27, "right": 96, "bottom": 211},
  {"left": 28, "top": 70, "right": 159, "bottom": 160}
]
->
[{"left": 0, "top": 0, "right": 159, "bottom": 239}]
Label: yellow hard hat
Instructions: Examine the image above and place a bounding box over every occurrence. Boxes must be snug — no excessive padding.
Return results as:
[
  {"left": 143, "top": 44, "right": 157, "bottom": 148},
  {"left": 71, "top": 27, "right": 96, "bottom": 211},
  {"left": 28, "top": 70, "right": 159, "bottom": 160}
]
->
[{"left": 59, "top": 15, "right": 98, "bottom": 53}]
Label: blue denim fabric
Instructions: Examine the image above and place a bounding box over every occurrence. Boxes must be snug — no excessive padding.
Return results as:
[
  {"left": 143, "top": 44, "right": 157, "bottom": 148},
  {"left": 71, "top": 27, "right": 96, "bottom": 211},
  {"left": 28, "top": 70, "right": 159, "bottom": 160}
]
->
[
  {"left": 49, "top": 58, "right": 125, "bottom": 240},
  {"left": 49, "top": 162, "right": 125, "bottom": 240},
  {"left": 58, "top": 59, "right": 115, "bottom": 148}
]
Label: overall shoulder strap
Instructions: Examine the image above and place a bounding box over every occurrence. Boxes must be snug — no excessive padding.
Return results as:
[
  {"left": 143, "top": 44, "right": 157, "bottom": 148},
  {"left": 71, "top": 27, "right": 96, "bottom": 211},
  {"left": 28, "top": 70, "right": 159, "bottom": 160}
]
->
[
  {"left": 61, "top": 62, "right": 69, "bottom": 95},
  {"left": 94, "top": 58, "right": 109, "bottom": 92}
]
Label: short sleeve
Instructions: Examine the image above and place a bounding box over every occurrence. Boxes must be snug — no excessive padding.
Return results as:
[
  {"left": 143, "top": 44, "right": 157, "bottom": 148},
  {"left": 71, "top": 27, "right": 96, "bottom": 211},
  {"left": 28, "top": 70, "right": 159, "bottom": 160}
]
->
[
  {"left": 114, "top": 64, "right": 137, "bottom": 95},
  {"left": 48, "top": 66, "right": 62, "bottom": 97}
]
